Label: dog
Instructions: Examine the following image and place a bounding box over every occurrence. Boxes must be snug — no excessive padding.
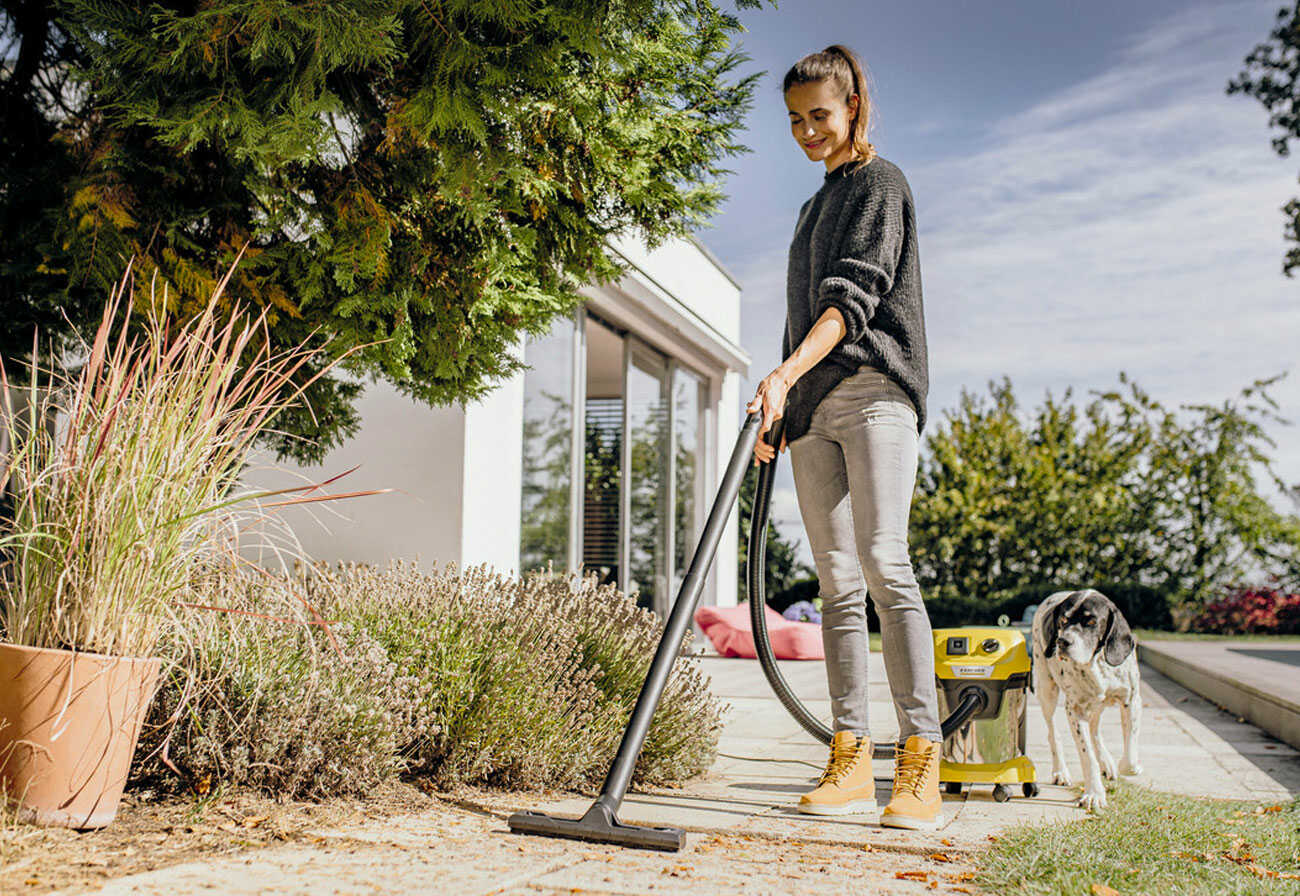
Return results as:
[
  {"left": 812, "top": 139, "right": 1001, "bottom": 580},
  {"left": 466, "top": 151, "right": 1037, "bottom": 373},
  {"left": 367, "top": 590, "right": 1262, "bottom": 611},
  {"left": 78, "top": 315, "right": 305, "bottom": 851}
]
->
[{"left": 1032, "top": 589, "right": 1143, "bottom": 810}]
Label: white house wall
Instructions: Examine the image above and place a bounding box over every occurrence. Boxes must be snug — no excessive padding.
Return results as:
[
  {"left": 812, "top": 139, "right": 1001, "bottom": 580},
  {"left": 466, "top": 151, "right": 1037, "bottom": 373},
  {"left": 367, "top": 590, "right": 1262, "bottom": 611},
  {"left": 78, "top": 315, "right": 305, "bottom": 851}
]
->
[
  {"left": 607, "top": 231, "right": 743, "bottom": 350},
  {"left": 459, "top": 335, "right": 526, "bottom": 579},
  {"left": 242, "top": 379, "right": 466, "bottom": 573}
]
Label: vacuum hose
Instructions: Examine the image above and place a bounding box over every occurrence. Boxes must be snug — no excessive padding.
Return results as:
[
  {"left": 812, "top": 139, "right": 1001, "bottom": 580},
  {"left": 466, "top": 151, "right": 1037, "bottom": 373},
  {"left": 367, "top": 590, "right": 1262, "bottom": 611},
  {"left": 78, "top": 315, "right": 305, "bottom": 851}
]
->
[{"left": 745, "top": 412, "right": 983, "bottom": 759}]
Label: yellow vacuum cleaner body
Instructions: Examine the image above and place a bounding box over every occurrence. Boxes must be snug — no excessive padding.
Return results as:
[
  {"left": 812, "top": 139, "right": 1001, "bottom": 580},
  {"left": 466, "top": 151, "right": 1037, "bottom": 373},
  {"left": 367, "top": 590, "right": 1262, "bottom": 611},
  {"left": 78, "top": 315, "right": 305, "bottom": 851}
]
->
[{"left": 933, "top": 627, "right": 1039, "bottom": 801}]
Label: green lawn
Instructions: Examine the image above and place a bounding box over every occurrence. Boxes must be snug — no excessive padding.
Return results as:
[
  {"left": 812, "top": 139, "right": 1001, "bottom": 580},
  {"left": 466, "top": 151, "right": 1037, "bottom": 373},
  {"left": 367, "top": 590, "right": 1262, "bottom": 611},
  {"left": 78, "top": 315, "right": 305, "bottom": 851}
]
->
[{"left": 975, "top": 780, "right": 1300, "bottom": 895}]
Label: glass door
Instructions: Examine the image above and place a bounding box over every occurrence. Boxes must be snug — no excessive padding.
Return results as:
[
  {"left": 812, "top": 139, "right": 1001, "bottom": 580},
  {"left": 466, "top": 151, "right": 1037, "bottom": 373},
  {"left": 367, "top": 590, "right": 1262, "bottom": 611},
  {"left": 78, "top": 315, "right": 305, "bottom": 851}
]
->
[
  {"left": 623, "top": 338, "right": 671, "bottom": 616},
  {"left": 671, "top": 365, "right": 705, "bottom": 598}
]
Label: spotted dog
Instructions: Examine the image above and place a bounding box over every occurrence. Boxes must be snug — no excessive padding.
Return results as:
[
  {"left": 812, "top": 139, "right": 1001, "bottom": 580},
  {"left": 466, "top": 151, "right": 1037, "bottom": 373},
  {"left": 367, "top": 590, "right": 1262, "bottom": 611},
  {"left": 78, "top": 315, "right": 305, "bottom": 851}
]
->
[{"left": 1032, "top": 589, "right": 1143, "bottom": 810}]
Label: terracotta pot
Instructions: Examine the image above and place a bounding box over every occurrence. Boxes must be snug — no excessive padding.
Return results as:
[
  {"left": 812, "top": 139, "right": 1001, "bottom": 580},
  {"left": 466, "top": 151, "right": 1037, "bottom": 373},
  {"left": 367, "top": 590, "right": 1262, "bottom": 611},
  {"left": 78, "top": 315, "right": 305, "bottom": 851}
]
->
[{"left": 0, "top": 642, "right": 162, "bottom": 829}]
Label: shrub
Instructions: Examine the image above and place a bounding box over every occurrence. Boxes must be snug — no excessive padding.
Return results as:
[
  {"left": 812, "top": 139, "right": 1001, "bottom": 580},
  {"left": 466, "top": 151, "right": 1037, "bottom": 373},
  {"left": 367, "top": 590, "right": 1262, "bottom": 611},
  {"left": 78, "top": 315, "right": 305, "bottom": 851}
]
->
[
  {"left": 135, "top": 560, "right": 724, "bottom": 798},
  {"left": 1189, "top": 584, "right": 1300, "bottom": 634},
  {"left": 329, "top": 560, "right": 723, "bottom": 790},
  {"left": 134, "top": 566, "right": 432, "bottom": 800}
]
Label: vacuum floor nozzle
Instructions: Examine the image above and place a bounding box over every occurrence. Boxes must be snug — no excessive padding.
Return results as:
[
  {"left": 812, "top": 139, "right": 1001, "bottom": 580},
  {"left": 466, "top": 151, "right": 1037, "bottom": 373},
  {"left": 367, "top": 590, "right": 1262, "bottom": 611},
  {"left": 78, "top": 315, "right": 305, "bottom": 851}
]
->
[{"left": 507, "top": 803, "right": 685, "bottom": 852}]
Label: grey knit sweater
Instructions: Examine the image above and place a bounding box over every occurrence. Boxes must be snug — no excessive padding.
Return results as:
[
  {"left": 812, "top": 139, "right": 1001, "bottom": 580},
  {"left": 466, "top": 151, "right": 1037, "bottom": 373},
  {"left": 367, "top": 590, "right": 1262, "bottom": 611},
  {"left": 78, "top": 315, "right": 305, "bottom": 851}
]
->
[{"left": 782, "top": 154, "right": 928, "bottom": 442}]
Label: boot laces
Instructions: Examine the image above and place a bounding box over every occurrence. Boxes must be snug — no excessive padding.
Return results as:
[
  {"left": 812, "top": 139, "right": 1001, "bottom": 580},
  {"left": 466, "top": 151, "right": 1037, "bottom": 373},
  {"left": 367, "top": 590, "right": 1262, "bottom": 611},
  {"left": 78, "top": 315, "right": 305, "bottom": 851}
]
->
[
  {"left": 893, "top": 744, "right": 933, "bottom": 796},
  {"left": 819, "top": 739, "right": 862, "bottom": 786}
]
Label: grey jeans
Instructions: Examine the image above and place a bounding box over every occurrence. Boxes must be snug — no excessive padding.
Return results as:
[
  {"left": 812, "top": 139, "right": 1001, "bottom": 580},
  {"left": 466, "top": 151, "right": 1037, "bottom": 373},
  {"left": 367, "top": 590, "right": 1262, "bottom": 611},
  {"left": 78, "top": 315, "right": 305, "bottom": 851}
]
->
[{"left": 787, "top": 364, "right": 942, "bottom": 744}]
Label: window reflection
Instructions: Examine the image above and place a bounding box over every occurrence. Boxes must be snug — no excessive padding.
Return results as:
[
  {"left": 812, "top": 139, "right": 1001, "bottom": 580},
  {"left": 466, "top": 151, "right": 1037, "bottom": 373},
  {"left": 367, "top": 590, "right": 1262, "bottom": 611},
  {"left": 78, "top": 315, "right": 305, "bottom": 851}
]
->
[
  {"left": 672, "top": 367, "right": 703, "bottom": 595},
  {"left": 519, "top": 314, "right": 574, "bottom": 576}
]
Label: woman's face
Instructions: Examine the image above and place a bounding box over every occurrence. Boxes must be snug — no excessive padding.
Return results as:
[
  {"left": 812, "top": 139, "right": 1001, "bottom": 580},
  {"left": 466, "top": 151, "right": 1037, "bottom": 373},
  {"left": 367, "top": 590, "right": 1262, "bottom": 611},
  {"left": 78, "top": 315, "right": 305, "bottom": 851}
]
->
[{"left": 786, "top": 80, "right": 859, "bottom": 168}]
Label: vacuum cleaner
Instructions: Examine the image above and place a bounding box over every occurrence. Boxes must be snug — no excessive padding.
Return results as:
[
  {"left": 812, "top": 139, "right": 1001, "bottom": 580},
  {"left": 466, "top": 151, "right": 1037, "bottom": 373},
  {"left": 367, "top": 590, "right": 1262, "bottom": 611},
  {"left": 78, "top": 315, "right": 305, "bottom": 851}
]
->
[
  {"left": 508, "top": 411, "right": 1027, "bottom": 851},
  {"left": 933, "top": 627, "right": 1038, "bottom": 802}
]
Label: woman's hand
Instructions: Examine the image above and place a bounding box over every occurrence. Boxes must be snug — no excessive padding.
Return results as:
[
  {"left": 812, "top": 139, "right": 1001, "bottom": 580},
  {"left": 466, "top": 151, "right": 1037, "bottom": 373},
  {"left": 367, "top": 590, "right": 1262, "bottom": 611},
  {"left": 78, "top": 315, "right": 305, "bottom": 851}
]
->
[{"left": 745, "top": 367, "right": 791, "bottom": 467}]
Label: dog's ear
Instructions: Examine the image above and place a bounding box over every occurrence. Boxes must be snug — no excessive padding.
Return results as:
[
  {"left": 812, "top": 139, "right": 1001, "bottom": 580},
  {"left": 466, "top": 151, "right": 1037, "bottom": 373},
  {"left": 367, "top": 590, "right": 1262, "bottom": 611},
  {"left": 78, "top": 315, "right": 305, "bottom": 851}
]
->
[
  {"left": 1042, "top": 595, "right": 1071, "bottom": 658},
  {"left": 1098, "top": 597, "right": 1135, "bottom": 665}
]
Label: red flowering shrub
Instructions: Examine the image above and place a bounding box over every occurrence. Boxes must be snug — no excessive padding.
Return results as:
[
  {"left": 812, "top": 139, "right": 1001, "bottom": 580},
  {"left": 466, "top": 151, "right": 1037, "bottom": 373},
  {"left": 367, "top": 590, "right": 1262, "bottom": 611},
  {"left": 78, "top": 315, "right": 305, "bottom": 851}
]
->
[{"left": 1190, "top": 585, "right": 1300, "bottom": 634}]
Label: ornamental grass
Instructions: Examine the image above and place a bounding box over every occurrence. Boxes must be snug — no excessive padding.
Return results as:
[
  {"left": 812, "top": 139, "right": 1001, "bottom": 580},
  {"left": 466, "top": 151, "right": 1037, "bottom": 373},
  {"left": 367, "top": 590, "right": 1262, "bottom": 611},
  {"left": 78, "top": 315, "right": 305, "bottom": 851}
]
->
[{"left": 0, "top": 255, "right": 365, "bottom": 658}]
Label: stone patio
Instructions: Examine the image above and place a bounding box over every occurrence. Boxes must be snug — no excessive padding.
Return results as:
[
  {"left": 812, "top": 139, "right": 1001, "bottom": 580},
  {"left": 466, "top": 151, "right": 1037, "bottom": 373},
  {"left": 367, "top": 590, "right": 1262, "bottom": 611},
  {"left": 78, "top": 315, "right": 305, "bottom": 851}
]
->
[{"left": 74, "top": 643, "right": 1300, "bottom": 895}]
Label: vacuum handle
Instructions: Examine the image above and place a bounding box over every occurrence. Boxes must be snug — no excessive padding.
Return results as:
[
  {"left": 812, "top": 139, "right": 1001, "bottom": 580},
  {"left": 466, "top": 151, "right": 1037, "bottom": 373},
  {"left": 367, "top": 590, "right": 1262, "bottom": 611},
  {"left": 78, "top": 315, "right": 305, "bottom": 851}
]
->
[{"left": 595, "top": 411, "right": 765, "bottom": 808}]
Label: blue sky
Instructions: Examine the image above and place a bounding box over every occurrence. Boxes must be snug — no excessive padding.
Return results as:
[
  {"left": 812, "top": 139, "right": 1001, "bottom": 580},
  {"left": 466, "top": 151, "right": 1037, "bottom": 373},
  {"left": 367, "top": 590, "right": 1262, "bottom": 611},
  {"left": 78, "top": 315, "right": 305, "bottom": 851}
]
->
[{"left": 694, "top": 0, "right": 1300, "bottom": 570}]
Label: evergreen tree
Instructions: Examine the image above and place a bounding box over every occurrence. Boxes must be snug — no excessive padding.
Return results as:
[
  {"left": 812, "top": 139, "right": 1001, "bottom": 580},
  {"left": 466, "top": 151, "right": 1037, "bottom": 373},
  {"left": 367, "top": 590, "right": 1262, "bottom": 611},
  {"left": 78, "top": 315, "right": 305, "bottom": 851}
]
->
[{"left": 0, "top": 0, "right": 768, "bottom": 461}]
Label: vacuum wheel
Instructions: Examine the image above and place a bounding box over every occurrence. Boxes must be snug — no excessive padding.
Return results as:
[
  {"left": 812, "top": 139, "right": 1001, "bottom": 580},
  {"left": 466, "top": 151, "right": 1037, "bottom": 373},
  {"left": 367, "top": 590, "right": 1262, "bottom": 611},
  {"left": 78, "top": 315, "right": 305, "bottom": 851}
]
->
[
  {"left": 992, "top": 784, "right": 1011, "bottom": 803},
  {"left": 1023, "top": 782, "right": 1039, "bottom": 798},
  {"left": 945, "top": 782, "right": 962, "bottom": 795}
]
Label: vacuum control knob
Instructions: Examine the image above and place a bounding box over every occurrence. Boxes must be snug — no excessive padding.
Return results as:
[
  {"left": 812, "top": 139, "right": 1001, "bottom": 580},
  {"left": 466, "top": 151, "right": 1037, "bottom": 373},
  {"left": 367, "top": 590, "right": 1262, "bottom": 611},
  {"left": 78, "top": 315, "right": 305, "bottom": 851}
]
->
[{"left": 981, "top": 638, "right": 1000, "bottom": 653}]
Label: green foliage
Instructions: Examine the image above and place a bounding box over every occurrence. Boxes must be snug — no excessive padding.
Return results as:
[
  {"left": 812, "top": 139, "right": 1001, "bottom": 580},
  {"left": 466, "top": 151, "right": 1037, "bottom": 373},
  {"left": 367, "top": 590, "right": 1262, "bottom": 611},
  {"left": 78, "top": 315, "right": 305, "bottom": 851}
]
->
[
  {"left": 136, "top": 569, "right": 429, "bottom": 800},
  {"left": 908, "top": 371, "right": 1300, "bottom": 628},
  {"left": 1, "top": 0, "right": 769, "bottom": 462},
  {"left": 135, "top": 559, "right": 724, "bottom": 797}
]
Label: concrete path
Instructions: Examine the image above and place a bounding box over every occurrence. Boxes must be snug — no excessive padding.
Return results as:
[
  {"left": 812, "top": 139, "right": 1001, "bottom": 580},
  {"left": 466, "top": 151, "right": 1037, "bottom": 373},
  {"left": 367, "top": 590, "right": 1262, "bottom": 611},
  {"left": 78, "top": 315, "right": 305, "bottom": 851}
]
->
[
  {"left": 74, "top": 646, "right": 1300, "bottom": 895},
  {"left": 1139, "top": 639, "right": 1300, "bottom": 754}
]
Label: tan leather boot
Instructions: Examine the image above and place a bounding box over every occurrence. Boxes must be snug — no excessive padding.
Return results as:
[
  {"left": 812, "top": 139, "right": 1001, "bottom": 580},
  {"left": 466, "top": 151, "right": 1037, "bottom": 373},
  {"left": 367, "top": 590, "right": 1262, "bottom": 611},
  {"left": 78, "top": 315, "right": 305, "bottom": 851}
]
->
[
  {"left": 797, "top": 730, "right": 877, "bottom": 815},
  {"left": 880, "top": 734, "right": 944, "bottom": 830}
]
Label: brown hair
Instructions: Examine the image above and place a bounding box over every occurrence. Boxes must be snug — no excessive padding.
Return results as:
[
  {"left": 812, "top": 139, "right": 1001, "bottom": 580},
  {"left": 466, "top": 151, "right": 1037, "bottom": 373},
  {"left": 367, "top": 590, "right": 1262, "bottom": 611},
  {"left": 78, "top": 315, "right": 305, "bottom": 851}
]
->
[{"left": 782, "top": 45, "right": 877, "bottom": 175}]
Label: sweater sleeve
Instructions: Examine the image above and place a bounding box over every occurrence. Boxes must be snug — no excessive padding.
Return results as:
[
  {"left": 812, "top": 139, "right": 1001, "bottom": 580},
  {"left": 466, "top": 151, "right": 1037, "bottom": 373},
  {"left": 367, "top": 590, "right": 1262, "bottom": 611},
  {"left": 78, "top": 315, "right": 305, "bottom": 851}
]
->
[{"left": 814, "top": 180, "right": 905, "bottom": 345}]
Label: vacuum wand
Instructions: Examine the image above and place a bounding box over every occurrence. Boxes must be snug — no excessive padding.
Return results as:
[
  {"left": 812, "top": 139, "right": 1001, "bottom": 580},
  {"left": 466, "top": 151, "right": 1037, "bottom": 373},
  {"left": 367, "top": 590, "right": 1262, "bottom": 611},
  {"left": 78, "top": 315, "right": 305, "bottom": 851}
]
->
[{"left": 507, "top": 411, "right": 767, "bottom": 851}]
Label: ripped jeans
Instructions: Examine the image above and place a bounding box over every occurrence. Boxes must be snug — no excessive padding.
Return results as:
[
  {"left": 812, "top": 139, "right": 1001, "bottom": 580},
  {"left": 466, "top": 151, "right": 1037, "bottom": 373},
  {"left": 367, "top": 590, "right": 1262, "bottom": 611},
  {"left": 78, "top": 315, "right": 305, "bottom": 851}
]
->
[{"left": 787, "top": 364, "right": 942, "bottom": 744}]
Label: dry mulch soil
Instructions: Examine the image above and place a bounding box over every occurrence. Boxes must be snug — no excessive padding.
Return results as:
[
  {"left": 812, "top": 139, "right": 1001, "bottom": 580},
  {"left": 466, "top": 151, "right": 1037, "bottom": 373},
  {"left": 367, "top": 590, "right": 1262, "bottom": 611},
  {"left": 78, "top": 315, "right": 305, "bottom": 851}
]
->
[{"left": 0, "top": 780, "right": 436, "bottom": 894}]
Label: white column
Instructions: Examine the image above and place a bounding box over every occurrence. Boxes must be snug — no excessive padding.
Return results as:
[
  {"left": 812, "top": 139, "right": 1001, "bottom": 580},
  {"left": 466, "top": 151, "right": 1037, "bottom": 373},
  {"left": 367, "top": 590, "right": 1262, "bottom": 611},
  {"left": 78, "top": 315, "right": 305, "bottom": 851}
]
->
[{"left": 459, "top": 335, "right": 526, "bottom": 578}]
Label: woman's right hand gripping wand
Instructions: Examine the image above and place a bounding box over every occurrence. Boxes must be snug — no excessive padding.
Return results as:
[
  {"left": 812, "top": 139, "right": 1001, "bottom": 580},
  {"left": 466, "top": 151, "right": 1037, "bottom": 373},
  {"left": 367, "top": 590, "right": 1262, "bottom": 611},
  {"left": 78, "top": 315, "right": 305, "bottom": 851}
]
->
[{"left": 746, "top": 367, "right": 791, "bottom": 468}]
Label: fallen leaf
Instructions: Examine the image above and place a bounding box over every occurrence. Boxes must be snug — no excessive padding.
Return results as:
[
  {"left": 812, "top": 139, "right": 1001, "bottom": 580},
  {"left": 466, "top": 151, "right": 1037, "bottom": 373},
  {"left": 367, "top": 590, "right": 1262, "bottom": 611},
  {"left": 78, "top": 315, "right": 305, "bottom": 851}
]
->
[
  {"left": 941, "top": 837, "right": 954, "bottom": 846},
  {"left": 949, "top": 888, "right": 973, "bottom": 895},
  {"left": 945, "top": 872, "right": 977, "bottom": 882},
  {"left": 242, "top": 815, "right": 268, "bottom": 829},
  {"left": 194, "top": 774, "right": 212, "bottom": 796},
  {"left": 1090, "top": 884, "right": 1121, "bottom": 896},
  {"left": 929, "top": 852, "right": 955, "bottom": 862},
  {"left": 896, "top": 870, "right": 929, "bottom": 881}
]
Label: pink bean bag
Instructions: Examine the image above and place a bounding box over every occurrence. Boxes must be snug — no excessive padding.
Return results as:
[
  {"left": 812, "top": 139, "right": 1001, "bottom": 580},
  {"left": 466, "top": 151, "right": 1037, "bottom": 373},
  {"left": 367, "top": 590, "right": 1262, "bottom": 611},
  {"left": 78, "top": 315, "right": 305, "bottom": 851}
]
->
[{"left": 694, "top": 604, "right": 824, "bottom": 660}]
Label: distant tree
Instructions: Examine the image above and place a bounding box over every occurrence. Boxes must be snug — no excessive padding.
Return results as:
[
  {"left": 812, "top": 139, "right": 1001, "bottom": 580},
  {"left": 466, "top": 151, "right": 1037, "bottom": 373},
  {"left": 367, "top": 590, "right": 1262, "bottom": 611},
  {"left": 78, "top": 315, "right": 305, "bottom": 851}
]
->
[
  {"left": 1118, "top": 372, "right": 1300, "bottom": 622},
  {"left": 909, "top": 372, "right": 1300, "bottom": 628},
  {"left": 737, "top": 463, "right": 816, "bottom": 603},
  {"left": 1228, "top": 1, "right": 1300, "bottom": 276},
  {"left": 519, "top": 387, "right": 573, "bottom": 576},
  {"left": 0, "top": 0, "right": 768, "bottom": 462}
]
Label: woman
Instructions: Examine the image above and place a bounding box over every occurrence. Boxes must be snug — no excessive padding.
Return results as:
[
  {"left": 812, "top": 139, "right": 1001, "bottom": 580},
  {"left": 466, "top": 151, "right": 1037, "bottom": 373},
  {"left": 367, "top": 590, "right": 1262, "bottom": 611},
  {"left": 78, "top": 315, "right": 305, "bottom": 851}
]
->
[{"left": 745, "top": 44, "right": 944, "bottom": 830}]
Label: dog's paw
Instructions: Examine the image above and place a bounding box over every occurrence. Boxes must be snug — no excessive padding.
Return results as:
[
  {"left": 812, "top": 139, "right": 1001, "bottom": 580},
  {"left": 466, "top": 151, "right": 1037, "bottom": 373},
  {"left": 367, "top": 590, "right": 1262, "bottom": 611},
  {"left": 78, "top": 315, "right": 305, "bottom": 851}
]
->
[
  {"left": 1120, "top": 759, "right": 1143, "bottom": 777},
  {"left": 1077, "top": 787, "right": 1107, "bottom": 812},
  {"left": 1099, "top": 755, "right": 1118, "bottom": 780},
  {"left": 1050, "top": 767, "right": 1073, "bottom": 787}
]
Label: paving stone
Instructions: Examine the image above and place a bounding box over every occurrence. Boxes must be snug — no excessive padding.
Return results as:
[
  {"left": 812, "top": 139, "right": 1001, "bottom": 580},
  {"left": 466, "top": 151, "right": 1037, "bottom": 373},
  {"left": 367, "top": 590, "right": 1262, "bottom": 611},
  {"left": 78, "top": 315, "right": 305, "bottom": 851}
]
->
[{"left": 77, "top": 647, "right": 1299, "bottom": 895}]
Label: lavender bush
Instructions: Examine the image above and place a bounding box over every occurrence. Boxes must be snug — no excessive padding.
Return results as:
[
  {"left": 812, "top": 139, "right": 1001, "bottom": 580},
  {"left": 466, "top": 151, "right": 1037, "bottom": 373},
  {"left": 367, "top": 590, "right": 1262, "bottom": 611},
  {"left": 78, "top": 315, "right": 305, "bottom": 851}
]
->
[{"left": 135, "top": 560, "right": 724, "bottom": 797}]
